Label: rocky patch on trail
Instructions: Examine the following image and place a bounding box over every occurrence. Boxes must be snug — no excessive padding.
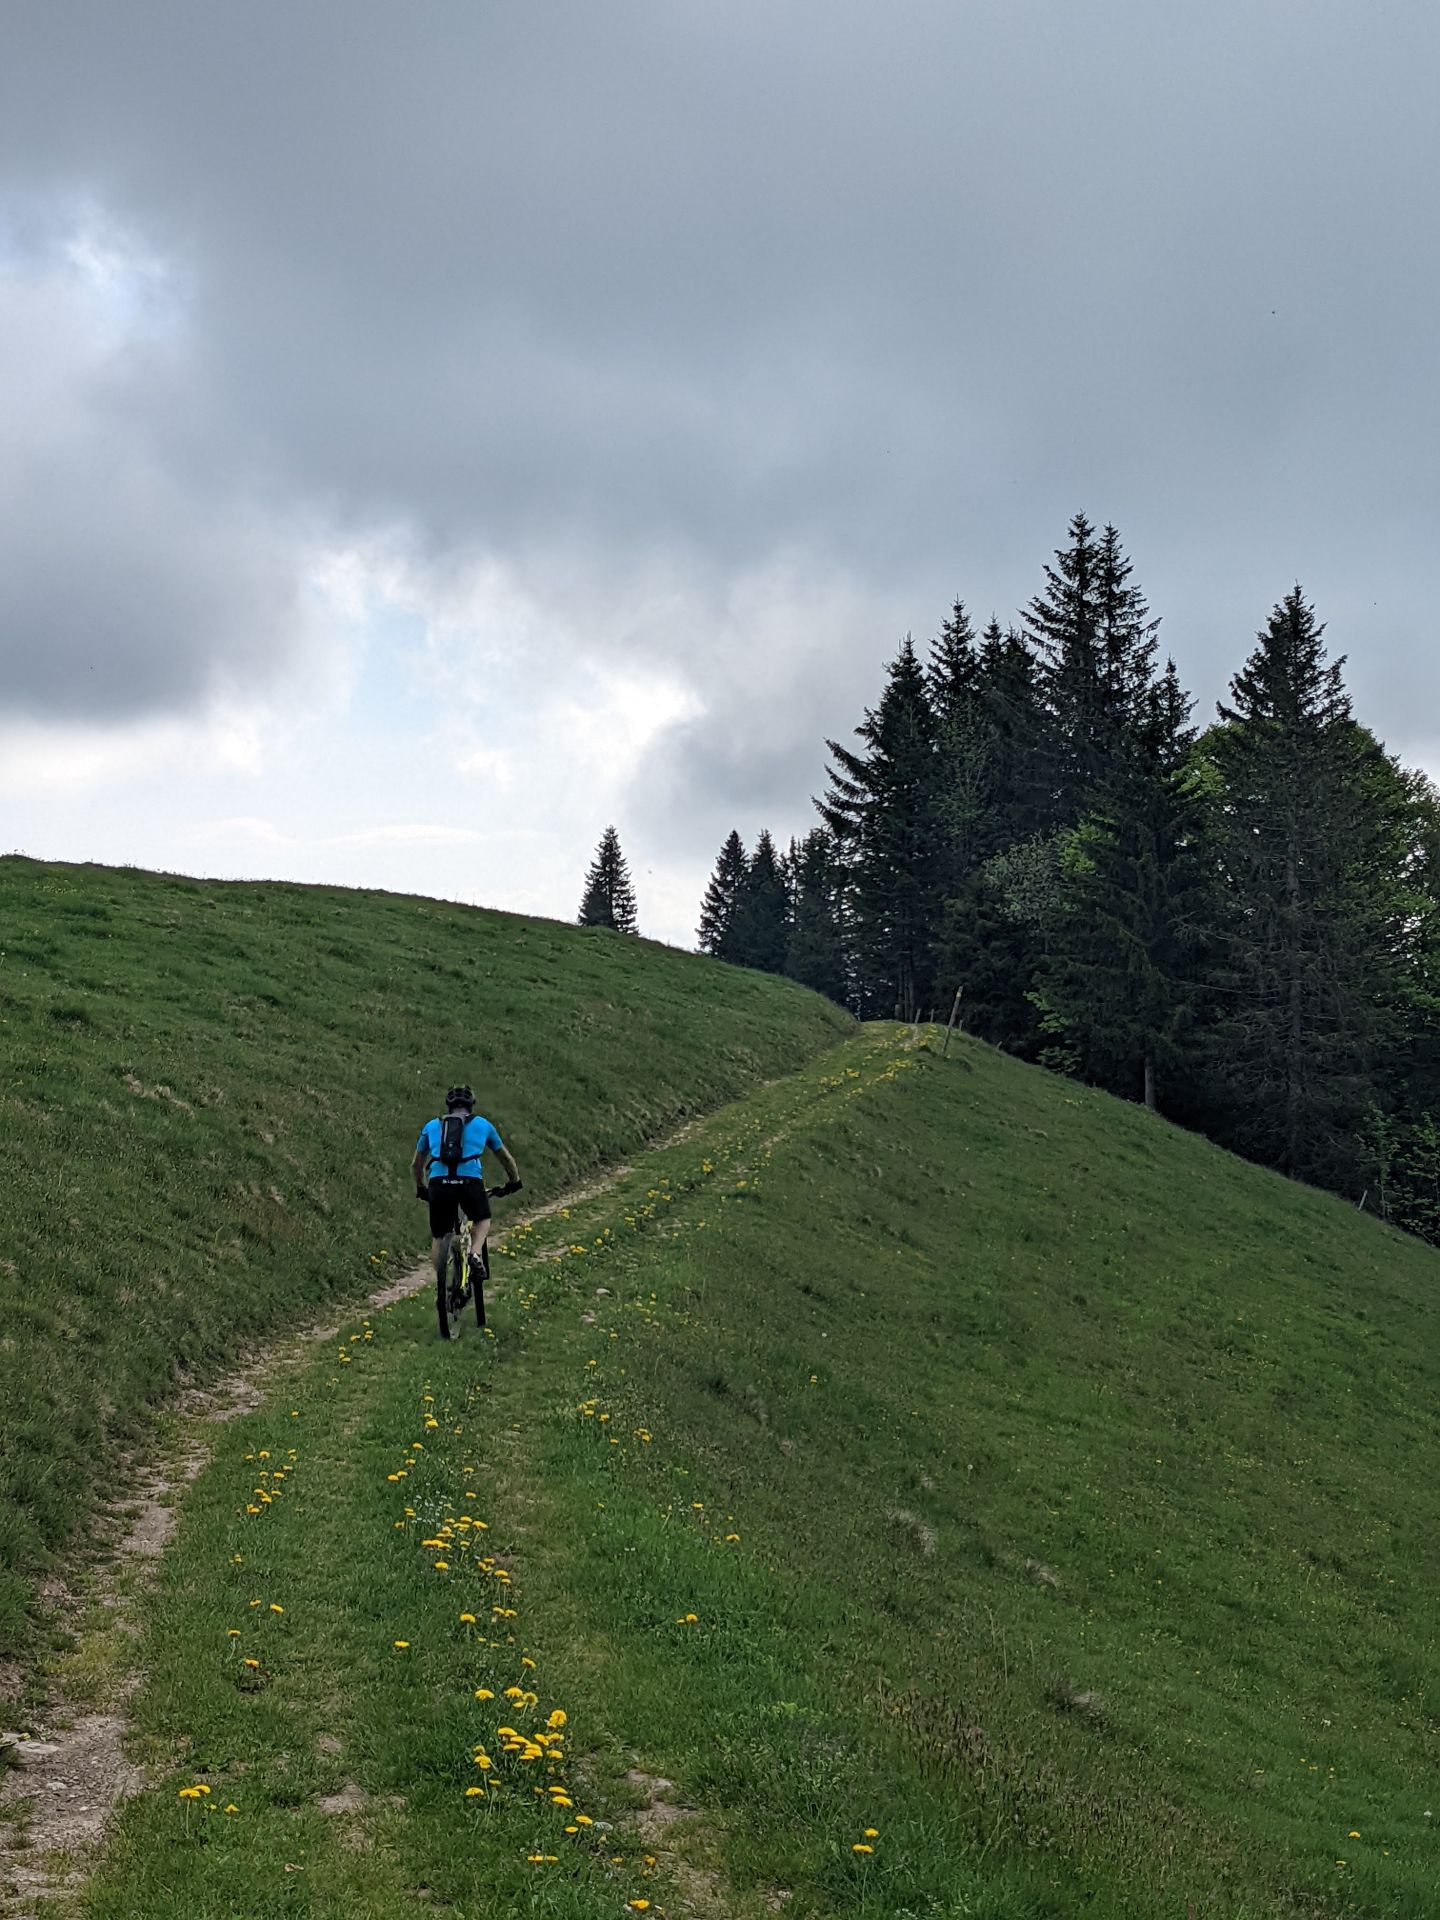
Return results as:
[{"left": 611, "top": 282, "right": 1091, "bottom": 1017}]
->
[{"left": 1, "top": 1717, "right": 143, "bottom": 1914}]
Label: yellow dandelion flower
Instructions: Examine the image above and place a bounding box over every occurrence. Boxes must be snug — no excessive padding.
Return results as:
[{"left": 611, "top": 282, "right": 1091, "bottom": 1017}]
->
[
  {"left": 393, "top": 1640, "right": 410, "bottom": 1649},
  {"left": 864, "top": 1827, "right": 879, "bottom": 1837},
  {"left": 242, "top": 1658, "right": 261, "bottom": 1670},
  {"left": 475, "top": 1687, "right": 494, "bottom": 1700},
  {"left": 466, "top": 1785, "right": 485, "bottom": 1797},
  {"left": 459, "top": 1612, "right": 476, "bottom": 1624},
  {"left": 853, "top": 1842, "right": 873, "bottom": 1854},
  {"left": 269, "top": 1604, "right": 284, "bottom": 1614}
]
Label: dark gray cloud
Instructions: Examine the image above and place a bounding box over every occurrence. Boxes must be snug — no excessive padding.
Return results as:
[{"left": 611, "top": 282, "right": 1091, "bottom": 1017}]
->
[{"left": 2, "top": 0, "right": 1439, "bottom": 774}]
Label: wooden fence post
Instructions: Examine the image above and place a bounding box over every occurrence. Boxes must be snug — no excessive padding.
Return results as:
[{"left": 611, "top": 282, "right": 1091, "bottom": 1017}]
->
[{"left": 941, "top": 987, "right": 963, "bottom": 1058}]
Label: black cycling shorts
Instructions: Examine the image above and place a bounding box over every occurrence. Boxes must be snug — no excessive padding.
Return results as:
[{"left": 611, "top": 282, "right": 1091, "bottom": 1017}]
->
[{"left": 427, "top": 1177, "right": 490, "bottom": 1237}]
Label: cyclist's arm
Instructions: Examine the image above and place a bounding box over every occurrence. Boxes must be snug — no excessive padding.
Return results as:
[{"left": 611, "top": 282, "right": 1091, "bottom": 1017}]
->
[
  {"left": 494, "top": 1143, "right": 521, "bottom": 1187},
  {"left": 410, "top": 1140, "right": 429, "bottom": 1192}
]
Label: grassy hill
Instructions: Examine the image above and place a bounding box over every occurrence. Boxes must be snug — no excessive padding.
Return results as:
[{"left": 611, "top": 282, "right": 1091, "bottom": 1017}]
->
[
  {"left": 64, "top": 1025, "right": 1440, "bottom": 1918},
  {"left": 0, "top": 856, "right": 851, "bottom": 1656}
]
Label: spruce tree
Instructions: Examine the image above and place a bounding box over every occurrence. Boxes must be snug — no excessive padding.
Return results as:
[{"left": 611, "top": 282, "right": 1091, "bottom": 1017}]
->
[
  {"left": 697, "top": 829, "right": 748, "bottom": 959},
  {"left": 931, "top": 618, "right": 1051, "bottom": 1051},
  {"left": 577, "top": 826, "right": 639, "bottom": 934},
  {"left": 1202, "top": 588, "right": 1406, "bottom": 1185},
  {"left": 1036, "top": 659, "right": 1214, "bottom": 1110},
  {"left": 733, "top": 829, "right": 790, "bottom": 974},
  {"left": 819, "top": 638, "right": 940, "bottom": 1019},
  {"left": 1355, "top": 768, "right": 1440, "bottom": 1241},
  {"left": 1096, "top": 522, "right": 1161, "bottom": 728},
  {"left": 927, "top": 600, "right": 985, "bottom": 906},
  {"left": 1025, "top": 514, "right": 1159, "bottom": 824},
  {"left": 976, "top": 619, "right": 1054, "bottom": 853},
  {"left": 926, "top": 599, "right": 981, "bottom": 735},
  {"left": 786, "top": 828, "right": 849, "bottom": 1003}
]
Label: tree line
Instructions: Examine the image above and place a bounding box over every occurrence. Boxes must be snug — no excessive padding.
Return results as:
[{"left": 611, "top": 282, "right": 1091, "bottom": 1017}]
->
[{"left": 691, "top": 513, "right": 1440, "bottom": 1243}]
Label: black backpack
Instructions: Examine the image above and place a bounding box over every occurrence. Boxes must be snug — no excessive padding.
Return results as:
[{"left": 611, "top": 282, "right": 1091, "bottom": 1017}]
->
[{"left": 437, "top": 1111, "right": 469, "bottom": 1173}]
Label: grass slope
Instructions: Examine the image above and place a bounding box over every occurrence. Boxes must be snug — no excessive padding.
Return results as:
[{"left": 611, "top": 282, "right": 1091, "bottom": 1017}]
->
[
  {"left": 0, "top": 857, "right": 850, "bottom": 1655},
  {"left": 68, "top": 1028, "right": 1439, "bottom": 1919}
]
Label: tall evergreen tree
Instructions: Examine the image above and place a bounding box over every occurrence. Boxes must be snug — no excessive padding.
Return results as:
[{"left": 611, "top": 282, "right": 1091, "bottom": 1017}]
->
[
  {"left": 974, "top": 619, "right": 1053, "bottom": 855},
  {"left": 785, "top": 827, "right": 849, "bottom": 1003},
  {"left": 697, "top": 829, "right": 748, "bottom": 960},
  {"left": 927, "top": 600, "right": 985, "bottom": 908},
  {"left": 733, "top": 829, "right": 790, "bottom": 974},
  {"left": 1025, "top": 515, "right": 1159, "bottom": 824},
  {"left": 926, "top": 599, "right": 981, "bottom": 735},
  {"left": 1354, "top": 769, "right": 1440, "bottom": 1238},
  {"left": 577, "top": 826, "right": 639, "bottom": 934},
  {"left": 819, "top": 638, "right": 940, "bottom": 1019},
  {"left": 1201, "top": 588, "right": 1407, "bottom": 1185},
  {"left": 931, "top": 619, "right": 1052, "bottom": 1051},
  {"left": 1096, "top": 522, "right": 1161, "bottom": 728},
  {"left": 1389, "top": 767, "right": 1440, "bottom": 1119},
  {"left": 1035, "top": 659, "right": 1215, "bottom": 1111}
]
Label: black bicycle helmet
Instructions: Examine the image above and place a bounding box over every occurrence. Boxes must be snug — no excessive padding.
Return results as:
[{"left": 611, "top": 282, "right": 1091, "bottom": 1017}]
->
[{"left": 444, "top": 1083, "right": 474, "bottom": 1111}]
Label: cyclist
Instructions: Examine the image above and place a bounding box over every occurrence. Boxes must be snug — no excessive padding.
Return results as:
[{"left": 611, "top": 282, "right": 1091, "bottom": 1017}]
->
[{"left": 411, "top": 1083, "right": 522, "bottom": 1281}]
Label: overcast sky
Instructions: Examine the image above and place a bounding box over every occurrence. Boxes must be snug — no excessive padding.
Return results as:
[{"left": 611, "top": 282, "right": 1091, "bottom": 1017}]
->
[{"left": 2, "top": 1, "right": 1437, "bottom": 945}]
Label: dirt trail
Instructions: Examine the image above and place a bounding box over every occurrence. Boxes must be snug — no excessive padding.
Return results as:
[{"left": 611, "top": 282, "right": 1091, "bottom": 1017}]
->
[{"left": 0, "top": 1147, "right": 660, "bottom": 1918}]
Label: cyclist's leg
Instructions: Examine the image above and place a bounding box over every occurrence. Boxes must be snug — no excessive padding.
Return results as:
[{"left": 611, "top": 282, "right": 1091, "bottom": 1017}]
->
[
  {"left": 429, "top": 1183, "right": 460, "bottom": 1269},
  {"left": 464, "top": 1179, "right": 492, "bottom": 1265}
]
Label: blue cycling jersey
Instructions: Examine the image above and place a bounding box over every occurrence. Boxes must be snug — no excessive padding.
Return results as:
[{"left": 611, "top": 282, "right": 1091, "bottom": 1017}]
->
[{"left": 417, "top": 1113, "right": 503, "bottom": 1182}]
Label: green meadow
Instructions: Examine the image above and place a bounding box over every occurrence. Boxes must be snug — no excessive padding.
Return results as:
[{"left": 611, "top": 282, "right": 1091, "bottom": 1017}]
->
[
  {"left": 3, "top": 863, "right": 1438, "bottom": 1917},
  {"left": 0, "top": 856, "right": 848, "bottom": 1656}
]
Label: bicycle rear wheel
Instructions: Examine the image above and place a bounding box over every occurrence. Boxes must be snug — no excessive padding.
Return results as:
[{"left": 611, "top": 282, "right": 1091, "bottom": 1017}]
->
[{"left": 436, "top": 1235, "right": 466, "bottom": 1339}]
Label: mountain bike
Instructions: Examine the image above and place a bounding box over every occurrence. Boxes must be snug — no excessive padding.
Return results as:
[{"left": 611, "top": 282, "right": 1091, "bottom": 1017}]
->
[{"left": 435, "top": 1185, "right": 516, "bottom": 1340}]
